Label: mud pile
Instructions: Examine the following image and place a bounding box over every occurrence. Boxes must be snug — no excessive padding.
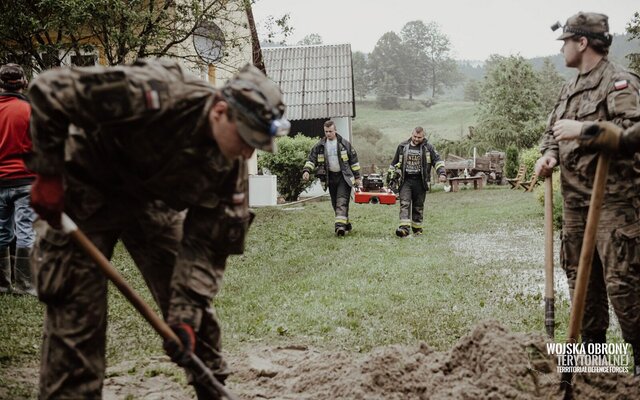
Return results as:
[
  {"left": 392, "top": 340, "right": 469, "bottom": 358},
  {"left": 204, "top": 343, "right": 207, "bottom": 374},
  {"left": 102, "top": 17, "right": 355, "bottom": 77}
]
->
[{"left": 231, "top": 320, "right": 636, "bottom": 399}]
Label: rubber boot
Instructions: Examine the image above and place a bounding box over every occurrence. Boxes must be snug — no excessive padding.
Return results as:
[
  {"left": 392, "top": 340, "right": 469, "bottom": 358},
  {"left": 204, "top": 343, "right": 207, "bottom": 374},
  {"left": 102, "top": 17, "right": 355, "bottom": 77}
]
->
[
  {"left": 13, "top": 247, "right": 35, "bottom": 296},
  {"left": 0, "top": 247, "right": 12, "bottom": 294},
  {"left": 193, "top": 374, "right": 226, "bottom": 400},
  {"left": 395, "top": 226, "right": 410, "bottom": 238}
]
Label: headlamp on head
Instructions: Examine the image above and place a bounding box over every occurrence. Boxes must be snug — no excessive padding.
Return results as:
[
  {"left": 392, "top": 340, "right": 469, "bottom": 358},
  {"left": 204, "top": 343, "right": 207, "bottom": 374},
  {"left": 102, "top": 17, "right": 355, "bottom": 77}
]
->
[
  {"left": 269, "top": 118, "right": 291, "bottom": 137},
  {"left": 551, "top": 21, "right": 562, "bottom": 32}
]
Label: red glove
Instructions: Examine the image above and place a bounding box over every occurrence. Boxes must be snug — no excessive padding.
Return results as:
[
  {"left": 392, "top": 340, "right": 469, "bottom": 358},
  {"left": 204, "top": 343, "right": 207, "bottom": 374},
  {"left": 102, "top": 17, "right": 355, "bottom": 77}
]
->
[
  {"left": 30, "top": 174, "right": 64, "bottom": 229},
  {"left": 163, "top": 322, "right": 196, "bottom": 366}
]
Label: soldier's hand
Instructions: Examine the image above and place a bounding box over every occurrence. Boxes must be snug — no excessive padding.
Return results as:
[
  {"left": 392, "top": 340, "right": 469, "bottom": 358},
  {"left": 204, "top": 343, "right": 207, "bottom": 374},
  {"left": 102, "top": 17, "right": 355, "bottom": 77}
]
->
[
  {"left": 578, "top": 121, "right": 622, "bottom": 153},
  {"left": 354, "top": 178, "right": 362, "bottom": 188},
  {"left": 552, "top": 119, "right": 584, "bottom": 141},
  {"left": 438, "top": 174, "right": 447, "bottom": 183},
  {"left": 30, "top": 174, "right": 64, "bottom": 229},
  {"left": 163, "top": 322, "right": 196, "bottom": 367},
  {"left": 534, "top": 155, "right": 557, "bottom": 177},
  {"left": 302, "top": 171, "right": 310, "bottom": 181}
]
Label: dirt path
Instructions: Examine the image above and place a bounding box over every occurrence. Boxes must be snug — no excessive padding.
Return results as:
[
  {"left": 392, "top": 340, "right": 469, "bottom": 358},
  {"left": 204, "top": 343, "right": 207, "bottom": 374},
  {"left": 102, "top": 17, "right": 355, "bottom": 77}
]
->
[{"left": 4, "top": 321, "right": 636, "bottom": 399}]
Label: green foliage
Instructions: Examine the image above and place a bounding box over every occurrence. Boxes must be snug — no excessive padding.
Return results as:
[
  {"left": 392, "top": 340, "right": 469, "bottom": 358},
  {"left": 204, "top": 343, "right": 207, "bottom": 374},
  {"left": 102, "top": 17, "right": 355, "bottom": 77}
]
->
[
  {"left": 626, "top": 12, "right": 640, "bottom": 74},
  {"left": 534, "top": 172, "right": 564, "bottom": 230},
  {"left": 352, "top": 51, "right": 370, "bottom": 99},
  {"left": 0, "top": 0, "right": 252, "bottom": 71},
  {"left": 475, "top": 55, "right": 546, "bottom": 150},
  {"left": 352, "top": 125, "right": 396, "bottom": 173},
  {"left": 519, "top": 147, "right": 540, "bottom": 181},
  {"left": 258, "top": 134, "right": 317, "bottom": 202},
  {"left": 505, "top": 145, "right": 519, "bottom": 179},
  {"left": 464, "top": 80, "right": 481, "bottom": 102},
  {"left": 370, "top": 32, "right": 407, "bottom": 101},
  {"left": 537, "top": 58, "right": 565, "bottom": 114},
  {"left": 400, "top": 21, "right": 430, "bottom": 99},
  {"left": 296, "top": 33, "right": 323, "bottom": 45}
]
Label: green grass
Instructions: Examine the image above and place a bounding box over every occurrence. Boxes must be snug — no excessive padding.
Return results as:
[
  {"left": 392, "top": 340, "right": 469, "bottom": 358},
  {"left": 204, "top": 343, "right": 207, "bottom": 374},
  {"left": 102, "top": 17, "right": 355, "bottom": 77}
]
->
[
  {"left": 353, "top": 99, "right": 478, "bottom": 143},
  {"left": 4, "top": 186, "right": 617, "bottom": 393}
]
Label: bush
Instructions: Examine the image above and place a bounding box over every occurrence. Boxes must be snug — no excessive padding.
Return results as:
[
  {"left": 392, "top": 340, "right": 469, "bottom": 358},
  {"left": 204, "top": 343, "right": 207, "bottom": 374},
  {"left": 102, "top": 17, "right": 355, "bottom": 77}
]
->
[
  {"left": 534, "top": 172, "right": 563, "bottom": 230},
  {"left": 258, "top": 134, "right": 318, "bottom": 202},
  {"left": 519, "top": 147, "right": 541, "bottom": 181},
  {"left": 505, "top": 145, "right": 519, "bottom": 179}
]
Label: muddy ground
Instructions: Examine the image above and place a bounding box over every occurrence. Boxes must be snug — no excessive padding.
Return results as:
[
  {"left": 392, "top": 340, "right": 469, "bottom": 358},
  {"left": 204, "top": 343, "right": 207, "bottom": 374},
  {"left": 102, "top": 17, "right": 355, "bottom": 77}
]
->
[{"left": 3, "top": 320, "right": 636, "bottom": 399}]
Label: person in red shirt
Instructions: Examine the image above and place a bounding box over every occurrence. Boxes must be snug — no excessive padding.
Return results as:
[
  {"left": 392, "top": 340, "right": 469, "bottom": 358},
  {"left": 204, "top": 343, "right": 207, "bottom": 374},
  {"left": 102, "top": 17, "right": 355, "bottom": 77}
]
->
[{"left": 0, "top": 63, "right": 36, "bottom": 295}]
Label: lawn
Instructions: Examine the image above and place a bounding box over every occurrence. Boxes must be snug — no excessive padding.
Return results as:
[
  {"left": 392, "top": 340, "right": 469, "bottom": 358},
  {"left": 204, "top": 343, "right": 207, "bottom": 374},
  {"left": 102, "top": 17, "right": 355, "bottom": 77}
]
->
[
  {"left": 353, "top": 99, "right": 478, "bottom": 143},
  {"left": 4, "top": 185, "right": 625, "bottom": 397}
]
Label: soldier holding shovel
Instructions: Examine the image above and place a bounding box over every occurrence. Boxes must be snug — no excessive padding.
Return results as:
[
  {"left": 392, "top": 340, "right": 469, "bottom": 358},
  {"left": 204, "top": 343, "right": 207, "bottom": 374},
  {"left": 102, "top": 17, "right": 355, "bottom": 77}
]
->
[
  {"left": 535, "top": 11, "right": 640, "bottom": 381},
  {"left": 27, "top": 60, "right": 288, "bottom": 399}
]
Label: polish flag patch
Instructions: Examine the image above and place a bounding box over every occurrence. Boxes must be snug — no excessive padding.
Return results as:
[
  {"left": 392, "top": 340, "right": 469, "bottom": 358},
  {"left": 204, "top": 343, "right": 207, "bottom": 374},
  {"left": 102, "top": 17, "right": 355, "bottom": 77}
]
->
[{"left": 614, "top": 80, "right": 628, "bottom": 90}]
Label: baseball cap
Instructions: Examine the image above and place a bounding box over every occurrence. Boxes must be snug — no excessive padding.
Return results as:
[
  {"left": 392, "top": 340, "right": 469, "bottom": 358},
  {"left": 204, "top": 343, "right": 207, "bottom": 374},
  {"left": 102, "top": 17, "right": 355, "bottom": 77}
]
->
[
  {"left": 221, "top": 64, "right": 289, "bottom": 152},
  {"left": 555, "top": 12, "right": 612, "bottom": 45}
]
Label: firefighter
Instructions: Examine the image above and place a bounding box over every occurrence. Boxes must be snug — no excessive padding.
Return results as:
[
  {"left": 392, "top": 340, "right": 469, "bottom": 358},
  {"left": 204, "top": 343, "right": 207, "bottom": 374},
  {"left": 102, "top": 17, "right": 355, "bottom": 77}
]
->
[
  {"left": 302, "top": 120, "right": 361, "bottom": 236},
  {"left": 27, "top": 60, "right": 288, "bottom": 399},
  {"left": 388, "top": 127, "right": 446, "bottom": 237}
]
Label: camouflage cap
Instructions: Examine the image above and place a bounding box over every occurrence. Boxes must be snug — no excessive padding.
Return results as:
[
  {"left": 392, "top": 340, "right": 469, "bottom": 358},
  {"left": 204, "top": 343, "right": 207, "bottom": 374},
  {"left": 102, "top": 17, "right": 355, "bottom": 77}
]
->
[
  {"left": 556, "top": 12, "right": 612, "bottom": 45},
  {"left": 0, "top": 63, "right": 26, "bottom": 90},
  {"left": 221, "top": 63, "right": 287, "bottom": 152}
]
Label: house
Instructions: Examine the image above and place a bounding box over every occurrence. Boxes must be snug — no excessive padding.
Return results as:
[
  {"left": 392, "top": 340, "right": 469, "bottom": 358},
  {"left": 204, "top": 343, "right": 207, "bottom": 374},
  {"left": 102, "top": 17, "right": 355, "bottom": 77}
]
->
[{"left": 262, "top": 44, "right": 356, "bottom": 142}]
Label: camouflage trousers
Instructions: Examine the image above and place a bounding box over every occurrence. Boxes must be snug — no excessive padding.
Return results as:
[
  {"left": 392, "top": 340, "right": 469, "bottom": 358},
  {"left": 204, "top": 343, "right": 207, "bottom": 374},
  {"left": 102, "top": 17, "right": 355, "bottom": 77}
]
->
[
  {"left": 398, "top": 176, "right": 426, "bottom": 231},
  {"left": 561, "top": 204, "right": 640, "bottom": 344},
  {"left": 33, "top": 198, "right": 228, "bottom": 399},
  {"left": 327, "top": 171, "right": 351, "bottom": 229}
]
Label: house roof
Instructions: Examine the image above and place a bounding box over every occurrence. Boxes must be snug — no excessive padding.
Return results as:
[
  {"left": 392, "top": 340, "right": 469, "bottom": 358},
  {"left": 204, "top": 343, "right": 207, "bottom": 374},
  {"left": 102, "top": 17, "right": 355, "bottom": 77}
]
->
[{"left": 262, "top": 44, "right": 355, "bottom": 121}]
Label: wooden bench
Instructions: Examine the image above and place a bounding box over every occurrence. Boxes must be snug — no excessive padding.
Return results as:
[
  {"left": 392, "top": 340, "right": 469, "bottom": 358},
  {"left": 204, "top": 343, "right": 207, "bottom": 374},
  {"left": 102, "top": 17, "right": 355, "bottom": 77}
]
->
[
  {"left": 506, "top": 164, "right": 526, "bottom": 189},
  {"left": 448, "top": 176, "right": 484, "bottom": 192}
]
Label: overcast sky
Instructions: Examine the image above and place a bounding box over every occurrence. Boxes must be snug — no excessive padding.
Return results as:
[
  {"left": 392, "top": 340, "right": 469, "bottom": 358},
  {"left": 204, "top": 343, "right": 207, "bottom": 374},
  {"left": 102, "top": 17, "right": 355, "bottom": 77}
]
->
[{"left": 252, "top": 0, "right": 639, "bottom": 61}]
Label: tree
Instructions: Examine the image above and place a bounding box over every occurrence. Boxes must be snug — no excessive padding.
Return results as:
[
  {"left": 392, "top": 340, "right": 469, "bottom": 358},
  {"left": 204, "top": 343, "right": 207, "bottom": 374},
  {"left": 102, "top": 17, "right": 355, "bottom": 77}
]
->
[
  {"left": 257, "top": 12, "right": 294, "bottom": 46},
  {"left": 626, "top": 11, "right": 640, "bottom": 74},
  {"left": 421, "top": 21, "right": 458, "bottom": 98},
  {"left": 258, "top": 134, "right": 317, "bottom": 202},
  {"left": 296, "top": 33, "right": 322, "bottom": 46},
  {"left": 0, "top": 0, "right": 258, "bottom": 73},
  {"left": 475, "top": 55, "right": 546, "bottom": 150},
  {"left": 537, "top": 58, "right": 564, "bottom": 114},
  {"left": 400, "top": 21, "right": 429, "bottom": 99},
  {"left": 369, "top": 32, "right": 408, "bottom": 100},
  {"left": 352, "top": 51, "right": 370, "bottom": 99},
  {"left": 464, "top": 79, "right": 481, "bottom": 102}
]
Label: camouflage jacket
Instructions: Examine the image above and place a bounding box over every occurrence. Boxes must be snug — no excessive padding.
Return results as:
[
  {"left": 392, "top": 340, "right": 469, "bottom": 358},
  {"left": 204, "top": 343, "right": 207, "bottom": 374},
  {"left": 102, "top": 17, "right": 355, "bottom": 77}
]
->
[
  {"left": 390, "top": 139, "right": 446, "bottom": 190},
  {"left": 27, "top": 59, "right": 250, "bottom": 255},
  {"left": 302, "top": 134, "right": 361, "bottom": 187},
  {"left": 540, "top": 59, "right": 640, "bottom": 208}
]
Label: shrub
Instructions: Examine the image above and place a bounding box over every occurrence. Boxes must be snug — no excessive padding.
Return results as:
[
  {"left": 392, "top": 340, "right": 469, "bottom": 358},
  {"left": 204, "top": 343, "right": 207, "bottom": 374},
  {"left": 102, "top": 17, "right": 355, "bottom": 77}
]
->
[
  {"left": 258, "top": 134, "right": 318, "bottom": 202},
  {"left": 534, "top": 172, "right": 563, "bottom": 230},
  {"left": 519, "top": 147, "right": 541, "bottom": 181},
  {"left": 505, "top": 145, "right": 519, "bottom": 179}
]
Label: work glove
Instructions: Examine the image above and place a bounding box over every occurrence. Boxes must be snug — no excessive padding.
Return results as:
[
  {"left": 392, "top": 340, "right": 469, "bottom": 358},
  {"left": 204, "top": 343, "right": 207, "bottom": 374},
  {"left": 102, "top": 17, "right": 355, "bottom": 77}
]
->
[
  {"left": 578, "top": 121, "right": 622, "bottom": 153},
  {"left": 438, "top": 174, "right": 447, "bottom": 183},
  {"left": 163, "top": 322, "right": 196, "bottom": 366},
  {"left": 30, "top": 174, "right": 64, "bottom": 229}
]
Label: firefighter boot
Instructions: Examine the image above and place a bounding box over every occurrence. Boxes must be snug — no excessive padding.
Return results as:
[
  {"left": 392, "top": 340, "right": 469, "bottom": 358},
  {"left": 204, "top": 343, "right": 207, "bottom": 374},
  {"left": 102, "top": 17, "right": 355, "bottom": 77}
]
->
[
  {"left": 345, "top": 222, "right": 353, "bottom": 233},
  {"left": 14, "top": 247, "right": 35, "bottom": 296},
  {"left": 412, "top": 228, "right": 423, "bottom": 235},
  {"left": 395, "top": 226, "right": 410, "bottom": 238},
  {"left": 0, "top": 247, "right": 12, "bottom": 294}
]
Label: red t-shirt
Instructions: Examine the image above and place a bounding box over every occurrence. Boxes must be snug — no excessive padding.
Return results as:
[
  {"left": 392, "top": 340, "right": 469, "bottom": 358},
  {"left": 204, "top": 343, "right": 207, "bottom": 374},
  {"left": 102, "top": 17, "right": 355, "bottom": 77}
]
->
[{"left": 0, "top": 93, "right": 35, "bottom": 183}]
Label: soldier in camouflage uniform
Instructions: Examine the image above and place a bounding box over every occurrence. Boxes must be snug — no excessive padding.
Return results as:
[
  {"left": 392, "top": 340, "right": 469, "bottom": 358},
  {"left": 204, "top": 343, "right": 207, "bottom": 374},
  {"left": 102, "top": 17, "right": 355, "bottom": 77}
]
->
[
  {"left": 27, "top": 60, "right": 288, "bottom": 398},
  {"left": 534, "top": 12, "right": 640, "bottom": 376},
  {"left": 302, "top": 120, "right": 361, "bottom": 236},
  {"left": 388, "top": 127, "right": 446, "bottom": 237}
]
